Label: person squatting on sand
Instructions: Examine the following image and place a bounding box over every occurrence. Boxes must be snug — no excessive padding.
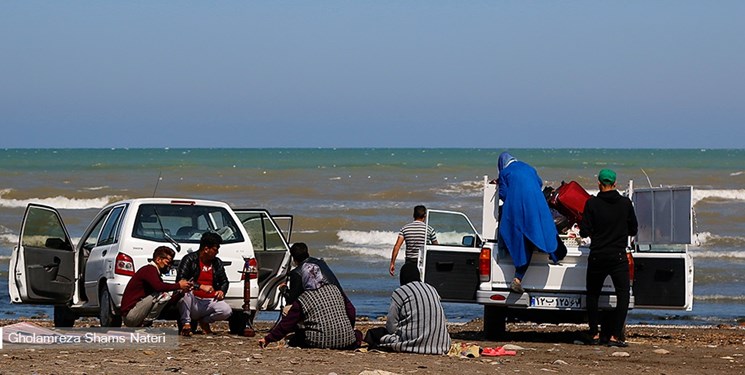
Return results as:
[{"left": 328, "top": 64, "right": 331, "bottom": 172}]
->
[
  {"left": 579, "top": 168, "right": 638, "bottom": 347},
  {"left": 365, "top": 262, "right": 451, "bottom": 354},
  {"left": 389, "top": 205, "right": 438, "bottom": 276},
  {"left": 284, "top": 242, "right": 345, "bottom": 308},
  {"left": 258, "top": 242, "right": 361, "bottom": 349},
  {"left": 176, "top": 231, "right": 232, "bottom": 336},
  {"left": 495, "top": 151, "right": 561, "bottom": 293},
  {"left": 120, "top": 246, "right": 192, "bottom": 327}
]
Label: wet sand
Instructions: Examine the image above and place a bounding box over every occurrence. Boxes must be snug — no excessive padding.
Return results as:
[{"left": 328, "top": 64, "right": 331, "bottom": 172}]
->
[{"left": 1, "top": 318, "right": 743, "bottom": 374}]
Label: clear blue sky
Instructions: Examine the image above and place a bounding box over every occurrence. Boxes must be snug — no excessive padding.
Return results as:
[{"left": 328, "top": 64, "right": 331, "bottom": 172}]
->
[{"left": 2, "top": 1, "right": 743, "bottom": 148}]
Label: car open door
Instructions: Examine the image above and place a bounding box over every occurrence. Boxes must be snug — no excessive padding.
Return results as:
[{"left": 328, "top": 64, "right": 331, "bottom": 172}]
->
[
  {"left": 9, "top": 204, "right": 76, "bottom": 304},
  {"left": 631, "top": 185, "right": 694, "bottom": 310},
  {"left": 234, "top": 209, "right": 292, "bottom": 310},
  {"left": 422, "top": 209, "right": 482, "bottom": 303}
]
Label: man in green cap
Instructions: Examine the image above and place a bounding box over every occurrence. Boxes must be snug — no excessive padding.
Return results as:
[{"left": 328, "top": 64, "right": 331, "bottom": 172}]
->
[{"left": 579, "top": 169, "right": 638, "bottom": 347}]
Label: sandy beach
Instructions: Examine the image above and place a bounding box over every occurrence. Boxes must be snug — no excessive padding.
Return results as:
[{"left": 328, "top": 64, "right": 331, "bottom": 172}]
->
[{"left": 1, "top": 318, "right": 743, "bottom": 375}]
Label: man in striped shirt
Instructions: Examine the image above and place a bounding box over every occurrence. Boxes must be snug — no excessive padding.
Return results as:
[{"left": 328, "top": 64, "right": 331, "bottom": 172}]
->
[
  {"left": 389, "top": 205, "right": 438, "bottom": 276},
  {"left": 366, "top": 262, "right": 451, "bottom": 354}
]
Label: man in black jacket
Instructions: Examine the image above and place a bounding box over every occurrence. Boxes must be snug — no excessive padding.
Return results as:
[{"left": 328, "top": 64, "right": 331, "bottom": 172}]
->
[
  {"left": 580, "top": 169, "right": 638, "bottom": 347},
  {"left": 176, "top": 231, "right": 231, "bottom": 336}
]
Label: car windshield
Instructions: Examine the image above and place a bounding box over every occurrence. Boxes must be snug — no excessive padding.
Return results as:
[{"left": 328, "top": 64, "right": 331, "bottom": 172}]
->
[{"left": 132, "top": 204, "right": 244, "bottom": 244}]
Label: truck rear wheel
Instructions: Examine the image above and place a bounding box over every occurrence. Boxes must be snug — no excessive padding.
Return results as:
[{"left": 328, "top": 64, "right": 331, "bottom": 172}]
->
[{"left": 483, "top": 306, "right": 507, "bottom": 341}]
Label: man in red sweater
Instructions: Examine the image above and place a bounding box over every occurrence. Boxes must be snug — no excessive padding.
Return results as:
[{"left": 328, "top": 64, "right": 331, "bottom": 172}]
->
[{"left": 121, "top": 246, "right": 192, "bottom": 327}]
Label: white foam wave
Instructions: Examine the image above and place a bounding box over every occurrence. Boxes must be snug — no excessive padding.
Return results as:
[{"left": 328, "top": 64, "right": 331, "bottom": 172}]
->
[
  {"left": 694, "top": 294, "right": 745, "bottom": 302},
  {"left": 434, "top": 180, "right": 483, "bottom": 197},
  {"left": 691, "top": 231, "right": 745, "bottom": 249},
  {"left": 692, "top": 189, "right": 745, "bottom": 205},
  {"left": 337, "top": 230, "right": 397, "bottom": 246},
  {"left": 0, "top": 233, "right": 19, "bottom": 246},
  {"left": 0, "top": 255, "right": 9, "bottom": 260},
  {"left": 690, "top": 250, "right": 745, "bottom": 259},
  {"left": 328, "top": 244, "right": 391, "bottom": 259},
  {"left": 0, "top": 190, "right": 117, "bottom": 209},
  {"left": 83, "top": 186, "right": 109, "bottom": 191}
]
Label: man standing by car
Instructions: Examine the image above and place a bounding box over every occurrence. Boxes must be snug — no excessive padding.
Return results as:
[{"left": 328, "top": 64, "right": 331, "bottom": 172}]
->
[
  {"left": 580, "top": 169, "right": 638, "bottom": 347},
  {"left": 389, "top": 205, "right": 438, "bottom": 276},
  {"left": 177, "top": 231, "right": 232, "bottom": 336},
  {"left": 120, "top": 246, "right": 192, "bottom": 327}
]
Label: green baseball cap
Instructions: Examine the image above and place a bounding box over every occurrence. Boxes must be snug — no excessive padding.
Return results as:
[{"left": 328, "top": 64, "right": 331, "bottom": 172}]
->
[{"left": 598, "top": 169, "right": 616, "bottom": 185}]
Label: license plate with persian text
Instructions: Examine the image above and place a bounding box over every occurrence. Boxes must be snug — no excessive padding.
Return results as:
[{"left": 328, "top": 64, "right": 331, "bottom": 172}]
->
[{"left": 530, "top": 295, "right": 582, "bottom": 309}]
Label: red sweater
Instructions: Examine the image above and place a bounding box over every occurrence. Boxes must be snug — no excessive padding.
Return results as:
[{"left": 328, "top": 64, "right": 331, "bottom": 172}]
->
[{"left": 120, "top": 264, "right": 180, "bottom": 317}]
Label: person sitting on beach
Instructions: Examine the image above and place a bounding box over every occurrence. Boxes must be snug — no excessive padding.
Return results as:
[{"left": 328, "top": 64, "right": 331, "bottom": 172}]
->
[
  {"left": 364, "top": 262, "right": 451, "bottom": 354},
  {"left": 120, "top": 246, "right": 192, "bottom": 327},
  {"left": 284, "top": 242, "right": 345, "bottom": 307},
  {"left": 258, "top": 260, "right": 361, "bottom": 349},
  {"left": 176, "top": 232, "right": 232, "bottom": 336}
]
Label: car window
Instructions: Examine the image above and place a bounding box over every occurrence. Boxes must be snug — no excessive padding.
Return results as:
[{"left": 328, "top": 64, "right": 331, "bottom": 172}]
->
[
  {"left": 97, "top": 205, "right": 126, "bottom": 246},
  {"left": 236, "top": 212, "right": 286, "bottom": 252},
  {"left": 133, "top": 204, "right": 244, "bottom": 244},
  {"left": 82, "top": 212, "right": 108, "bottom": 251},
  {"left": 427, "top": 211, "right": 479, "bottom": 248},
  {"left": 22, "top": 207, "right": 72, "bottom": 251}
]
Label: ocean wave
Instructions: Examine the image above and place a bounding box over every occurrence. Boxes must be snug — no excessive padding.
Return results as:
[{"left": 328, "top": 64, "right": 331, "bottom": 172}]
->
[
  {"left": 433, "top": 180, "right": 484, "bottom": 198},
  {"left": 337, "top": 230, "right": 397, "bottom": 246},
  {"left": 694, "top": 294, "right": 745, "bottom": 302},
  {"left": 692, "top": 189, "right": 745, "bottom": 205},
  {"left": 690, "top": 250, "right": 745, "bottom": 259},
  {"left": 692, "top": 232, "right": 745, "bottom": 248},
  {"left": 0, "top": 189, "right": 118, "bottom": 209},
  {"left": 327, "top": 244, "right": 391, "bottom": 259},
  {"left": 0, "top": 233, "right": 19, "bottom": 246}
]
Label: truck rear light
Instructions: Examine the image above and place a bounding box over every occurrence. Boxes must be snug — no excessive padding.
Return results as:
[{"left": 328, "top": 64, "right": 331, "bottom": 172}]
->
[
  {"left": 241, "top": 257, "right": 259, "bottom": 280},
  {"left": 479, "top": 248, "right": 491, "bottom": 282},
  {"left": 115, "top": 252, "right": 135, "bottom": 276},
  {"left": 489, "top": 294, "right": 506, "bottom": 301},
  {"left": 627, "top": 252, "right": 635, "bottom": 285}
]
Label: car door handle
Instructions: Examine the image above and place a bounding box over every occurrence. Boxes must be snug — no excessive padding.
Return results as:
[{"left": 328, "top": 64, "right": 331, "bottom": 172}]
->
[{"left": 43, "top": 257, "right": 62, "bottom": 271}]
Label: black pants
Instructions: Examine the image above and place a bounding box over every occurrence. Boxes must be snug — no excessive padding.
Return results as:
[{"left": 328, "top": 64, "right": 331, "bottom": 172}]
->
[{"left": 586, "top": 251, "right": 630, "bottom": 341}]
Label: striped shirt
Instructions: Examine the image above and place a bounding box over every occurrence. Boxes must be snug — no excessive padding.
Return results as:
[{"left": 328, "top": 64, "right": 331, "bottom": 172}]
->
[
  {"left": 399, "top": 220, "right": 437, "bottom": 262},
  {"left": 378, "top": 281, "right": 451, "bottom": 354}
]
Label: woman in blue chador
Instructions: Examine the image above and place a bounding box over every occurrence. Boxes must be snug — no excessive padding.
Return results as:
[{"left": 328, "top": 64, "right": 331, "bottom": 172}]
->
[{"left": 497, "top": 151, "right": 559, "bottom": 293}]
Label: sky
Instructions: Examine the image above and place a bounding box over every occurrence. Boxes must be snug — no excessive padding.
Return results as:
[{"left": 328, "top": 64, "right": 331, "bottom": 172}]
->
[{"left": 1, "top": 1, "right": 744, "bottom": 148}]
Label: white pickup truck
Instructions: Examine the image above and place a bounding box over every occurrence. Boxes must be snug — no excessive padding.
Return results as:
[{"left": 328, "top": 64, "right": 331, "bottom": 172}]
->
[{"left": 421, "top": 177, "right": 695, "bottom": 339}]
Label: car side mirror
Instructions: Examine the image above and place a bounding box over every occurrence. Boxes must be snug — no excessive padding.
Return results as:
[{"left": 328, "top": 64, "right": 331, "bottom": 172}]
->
[{"left": 462, "top": 235, "right": 475, "bottom": 247}]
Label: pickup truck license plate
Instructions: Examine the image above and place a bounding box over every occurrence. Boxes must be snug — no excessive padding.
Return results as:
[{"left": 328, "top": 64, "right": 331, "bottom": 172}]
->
[{"left": 530, "top": 295, "right": 581, "bottom": 309}]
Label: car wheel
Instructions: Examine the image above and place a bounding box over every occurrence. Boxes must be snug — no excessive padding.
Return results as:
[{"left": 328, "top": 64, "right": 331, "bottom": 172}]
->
[
  {"left": 483, "top": 305, "right": 507, "bottom": 341},
  {"left": 54, "top": 305, "right": 77, "bottom": 327},
  {"left": 99, "top": 287, "right": 122, "bottom": 327}
]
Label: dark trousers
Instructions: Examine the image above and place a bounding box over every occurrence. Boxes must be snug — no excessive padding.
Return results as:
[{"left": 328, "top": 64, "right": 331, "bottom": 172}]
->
[{"left": 586, "top": 251, "right": 630, "bottom": 341}]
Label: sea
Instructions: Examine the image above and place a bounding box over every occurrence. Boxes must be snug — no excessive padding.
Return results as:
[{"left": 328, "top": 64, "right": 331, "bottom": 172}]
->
[{"left": 1, "top": 148, "right": 743, "bottom": 326}]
